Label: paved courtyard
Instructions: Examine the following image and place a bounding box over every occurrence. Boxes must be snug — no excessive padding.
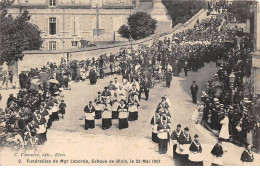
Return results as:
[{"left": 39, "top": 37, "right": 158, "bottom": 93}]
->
[{"left": 1, "top": 62, "right": 259, "bottom": 166}]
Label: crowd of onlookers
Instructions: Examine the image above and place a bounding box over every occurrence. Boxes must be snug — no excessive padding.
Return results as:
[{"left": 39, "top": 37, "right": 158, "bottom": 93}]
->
[{"left": 0, "top": 62, "right": 67, "bottom": 151}]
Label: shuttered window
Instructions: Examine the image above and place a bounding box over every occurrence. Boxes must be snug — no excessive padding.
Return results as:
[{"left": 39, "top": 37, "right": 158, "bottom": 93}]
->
[
  {"left": 49, "top": 41, "right": 56, "bottom": 50},
  {"left": 50, "top": 0, "right": 56, "bottom": 6},
  {"left": 49, "top": 17, "right": 56, "bottom": 35}
]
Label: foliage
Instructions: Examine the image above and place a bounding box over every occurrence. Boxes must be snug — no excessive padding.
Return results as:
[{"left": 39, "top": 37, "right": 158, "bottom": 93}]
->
[
  {"left": 226, "top": 1, "right": 253, "bottom": 23},
  {"left": 118, "top": 12, "right": 157, "bottom": 40},
  {"left": 118, "top": 24, "right": 130, "bottom": 39},
  {"left": 162, "top": 0, "right": 207, "bottom": 27},
  {"left": 0, "top": 1, "right": 43, "bottom": 65}
]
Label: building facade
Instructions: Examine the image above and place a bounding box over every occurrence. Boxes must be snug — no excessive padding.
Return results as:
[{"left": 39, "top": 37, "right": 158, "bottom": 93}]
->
[
  {"left": 8, "top": 0, "right": 141, "bottom": 51},
  {"left": 252, "top": 0, "right": 260, "bottom": 98}
]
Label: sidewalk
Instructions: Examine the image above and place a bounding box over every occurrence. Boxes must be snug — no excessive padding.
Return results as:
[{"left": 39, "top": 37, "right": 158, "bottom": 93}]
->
[{"left": 192, "top": 109, "right": 260, "bottom": 166}]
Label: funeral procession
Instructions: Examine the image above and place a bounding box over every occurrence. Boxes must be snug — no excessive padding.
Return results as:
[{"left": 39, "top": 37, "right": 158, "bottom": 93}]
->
[{"left": 0, "top": 0, "right": 259, "bottom": 166}]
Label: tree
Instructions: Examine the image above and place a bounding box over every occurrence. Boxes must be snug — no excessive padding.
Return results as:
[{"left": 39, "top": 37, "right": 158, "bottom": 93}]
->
[
  {"left": 162, "top": 0, "right": 207, "bottom": 27},
  {"left": 118, "top": 24, "right": 130, "bottom": 39},
  {"left": 226, "top": 1, "right": 253, "bottom": 23},
  {"left": 118, "top": 12, "right": 157, "bottom": 40},
  {"left": 0, "top": 1, "right": 43, "bottom": 65}
]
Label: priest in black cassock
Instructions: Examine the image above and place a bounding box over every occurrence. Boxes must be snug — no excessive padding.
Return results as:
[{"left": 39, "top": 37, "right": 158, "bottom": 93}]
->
[
  {"left": 210, "top": 141, "right": 224, "bottom": 166},
  {"left": 101, "top": 97, "right": 112, "bottom": 130},
  {"left": 157, "top": 116, "right": 171, "bottom": 154},
  {"left": 84, "top": 101, "right": 95, "bottom": 130},
  {"left": 176, "top": 127, "right": 192, "bottom": 166},
  {"left": 240, "top": 143, "right": 254, "bottom": 165},
  {"left": 118, "top": 99, "right": 129, "bottom": 129},
  {"left": 150, "top": 112, "right": 160, "bottom": 143},
  {"left": 171, "top": 124, "right": 183, "bottom": 159},
  {"left": 188, "top": 134, "right": 203, "bottom": 166}
]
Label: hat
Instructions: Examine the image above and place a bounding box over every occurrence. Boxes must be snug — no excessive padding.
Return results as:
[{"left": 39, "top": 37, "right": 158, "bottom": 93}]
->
[
  {"left": 98, "top": 91, "right": 101, "bottom": 94},
  {"left": 177, "top": 124, "right": 181, "bottom": 128},
  {"left": 184, "top": 127, "right": 189, "bottom": 131},
  {"left": 213, "top": 98, "right": 219, "bottom": 102},
  {"left": 194, "top": 134, "right": 199, "bottom": 138}
]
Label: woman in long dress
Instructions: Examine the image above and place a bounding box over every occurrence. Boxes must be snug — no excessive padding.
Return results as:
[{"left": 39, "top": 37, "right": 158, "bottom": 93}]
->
[{"left": 219, "top": 113, "right": 230, "bottom": 141}]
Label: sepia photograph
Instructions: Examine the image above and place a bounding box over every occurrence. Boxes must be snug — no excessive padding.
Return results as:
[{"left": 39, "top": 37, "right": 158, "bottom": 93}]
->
[{"left": 0, "top": 0, "right": 259, "bottom": 166}]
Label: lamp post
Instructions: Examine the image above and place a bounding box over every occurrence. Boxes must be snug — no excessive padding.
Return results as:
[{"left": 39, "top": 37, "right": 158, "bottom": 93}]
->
[
  {"left": 229, "top": 71, "right": 236, "bottom": 105},
  {"left": 130, "top": 35, "right": 133, "bottom": 59}
]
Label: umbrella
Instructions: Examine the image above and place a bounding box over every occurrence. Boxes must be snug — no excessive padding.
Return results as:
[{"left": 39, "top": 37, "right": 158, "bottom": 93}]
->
[
  {"left": 31, "top": 78, "right": 41, "bottom": 84},
  {"left": 30, "top": 84, "right": 39, "bottom": 90},
  {"left": 212, "top": 81, "right": 221, "bottom": 86},
  {"left": 49, "top": 79, "right": 59, "bottom": 84}
]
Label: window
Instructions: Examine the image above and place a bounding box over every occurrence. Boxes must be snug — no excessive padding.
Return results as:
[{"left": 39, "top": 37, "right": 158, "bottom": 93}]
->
[
  {"left": 49, "top": 41, "right": 56, "bottom": 50},
  {"left": 71, "top": 0, "right": 75, "bottom": 4},
  {"left": 25, "top": 0, "right": 29, "bottom": 3},
  {"left": 71, "top": 41, "right": 78, "bottom": 47},
  {"left": 49, "top": 17, "right": 56, "bottom": 35},
  {"left": 49, "top": 0, "right": 56, "bottom": 6}
]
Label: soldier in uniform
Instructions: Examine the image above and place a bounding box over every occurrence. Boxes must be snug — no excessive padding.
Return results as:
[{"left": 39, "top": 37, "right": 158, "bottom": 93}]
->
[
  {"left": 139, "top": 76, "right": 150, "bottom": 101},
  {"left": 190, "top": 81, "right": 199, "bottom": 104}
]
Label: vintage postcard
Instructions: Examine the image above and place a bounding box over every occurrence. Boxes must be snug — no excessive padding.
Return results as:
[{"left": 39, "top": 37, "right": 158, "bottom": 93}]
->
[{"left": 0, "top": 0, "right": 259, "bottom": 166}]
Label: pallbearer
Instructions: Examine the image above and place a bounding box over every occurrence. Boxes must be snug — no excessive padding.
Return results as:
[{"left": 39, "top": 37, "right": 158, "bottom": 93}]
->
[
  {"left": 171, "top": 124, "right": 183, "bottom": 159},
  {"left": 94, "top": 92, "right": 103, "bottom": 119},
  {"left": 157, "top": 116, "right": 171, "bottom": 154},
  {"left": 188, "top": 134, "right": 203, "bottom": 166},
  {"left": 101, "top": 97, "right": 112, "bottom": 130},
  {"left": 84, "top": 101, "right": 95, "bottom": 130},
  {"left": 150, "top": 112, "right": 160, "bottom": 143},
  {"left": 176, "top": 127, "right": 192, "bottom": 166},
  {"left": 128, "top": 94, "right": 139, "bottom": 121},
  {"left": 118, "top": 99, "right": 129, "bottom": 129}
]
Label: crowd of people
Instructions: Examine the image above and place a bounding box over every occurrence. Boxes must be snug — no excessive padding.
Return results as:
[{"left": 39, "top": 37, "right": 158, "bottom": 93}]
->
[
  {"left": 0, "top": 4, "right": 258, "bottom": 165},
  {"left": 84, "top": 77, "right": 141, "bottom": 130},
  {"left": 0, "top": 62, "right": 67, "bottom": 151},
  {"left": 197, "top": 36, "right": 257, "bottom": 146}
]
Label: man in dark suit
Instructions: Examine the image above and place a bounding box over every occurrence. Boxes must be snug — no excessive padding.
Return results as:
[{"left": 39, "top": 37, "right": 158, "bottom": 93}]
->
[{"left": 190, "top": 81, "right": 199, "bottom": 104}]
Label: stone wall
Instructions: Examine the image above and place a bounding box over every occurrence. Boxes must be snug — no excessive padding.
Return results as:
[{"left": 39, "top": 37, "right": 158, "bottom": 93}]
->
[{"left": 19, "top": 9, "right": 209, "bottom": 74}]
